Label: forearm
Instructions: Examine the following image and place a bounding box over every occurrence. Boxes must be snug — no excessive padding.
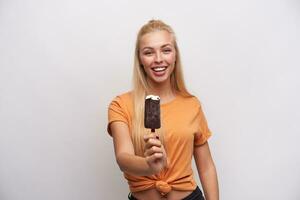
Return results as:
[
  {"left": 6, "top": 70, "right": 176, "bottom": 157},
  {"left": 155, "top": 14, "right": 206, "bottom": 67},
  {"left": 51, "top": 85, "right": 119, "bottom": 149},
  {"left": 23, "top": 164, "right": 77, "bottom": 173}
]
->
[
  {"left": 116, "top": 152, "right": 153, "bottom": 176},
  {"left": 199, "top": 164, "right": 219, "bottom": 200}
]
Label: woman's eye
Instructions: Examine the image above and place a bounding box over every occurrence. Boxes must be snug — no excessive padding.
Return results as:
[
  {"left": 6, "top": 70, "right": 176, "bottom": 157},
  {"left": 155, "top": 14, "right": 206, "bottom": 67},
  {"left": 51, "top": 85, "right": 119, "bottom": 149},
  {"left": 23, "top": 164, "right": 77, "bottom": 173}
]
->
[
  {"left": 144, "top": 51, "right": 153, "bottom": 55},
  {"left": 163, "top": 49, "right": 172, "bottom": 53}
]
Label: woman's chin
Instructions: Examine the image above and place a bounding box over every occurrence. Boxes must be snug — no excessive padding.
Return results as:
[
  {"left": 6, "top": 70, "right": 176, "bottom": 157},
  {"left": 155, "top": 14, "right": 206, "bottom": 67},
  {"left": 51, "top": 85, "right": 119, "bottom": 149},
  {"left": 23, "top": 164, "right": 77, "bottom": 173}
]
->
[{"left": 148, "top": 76, "right": 170, "bottom": 85}]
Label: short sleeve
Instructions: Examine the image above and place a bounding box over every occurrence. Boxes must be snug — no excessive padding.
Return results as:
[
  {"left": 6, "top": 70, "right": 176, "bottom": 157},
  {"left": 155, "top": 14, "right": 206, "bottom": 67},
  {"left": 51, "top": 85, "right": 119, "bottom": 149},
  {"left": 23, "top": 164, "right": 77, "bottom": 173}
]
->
[
  {"left": 107, "top": 96, "right": 129, "bottom": 136},
  {"left": 194, "top": 101, "right": 212, "bottom": 146}
]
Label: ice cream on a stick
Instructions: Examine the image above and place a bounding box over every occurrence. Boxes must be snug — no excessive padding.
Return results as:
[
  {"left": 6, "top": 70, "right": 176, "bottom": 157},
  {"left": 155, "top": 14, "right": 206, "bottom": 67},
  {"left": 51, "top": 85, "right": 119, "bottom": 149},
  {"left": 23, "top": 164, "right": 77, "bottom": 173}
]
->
[{"left": 144, "top": 95, "right": 161, "bottom": 133}]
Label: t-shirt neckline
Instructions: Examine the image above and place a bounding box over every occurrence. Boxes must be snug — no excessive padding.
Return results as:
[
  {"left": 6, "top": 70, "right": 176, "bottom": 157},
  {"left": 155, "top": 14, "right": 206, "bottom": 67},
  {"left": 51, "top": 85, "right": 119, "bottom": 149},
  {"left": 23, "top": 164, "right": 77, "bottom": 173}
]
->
[{"left": 161, "top": 95, "right": 179, "bottom": 107}]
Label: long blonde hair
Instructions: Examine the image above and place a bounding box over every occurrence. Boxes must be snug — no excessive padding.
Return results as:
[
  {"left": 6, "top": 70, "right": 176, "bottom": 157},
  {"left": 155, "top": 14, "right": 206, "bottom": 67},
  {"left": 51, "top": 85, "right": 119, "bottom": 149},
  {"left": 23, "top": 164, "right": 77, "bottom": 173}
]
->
[{"left": 132, "top": 19, "right": 192, "bottom": 156}]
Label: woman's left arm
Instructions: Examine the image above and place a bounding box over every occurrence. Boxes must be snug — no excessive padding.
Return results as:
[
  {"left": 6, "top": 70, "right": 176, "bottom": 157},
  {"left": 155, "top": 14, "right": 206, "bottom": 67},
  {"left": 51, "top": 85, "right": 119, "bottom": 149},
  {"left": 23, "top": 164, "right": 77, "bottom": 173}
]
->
[{"left": 194, "top": 142, "right": 219, "bottom": 200}]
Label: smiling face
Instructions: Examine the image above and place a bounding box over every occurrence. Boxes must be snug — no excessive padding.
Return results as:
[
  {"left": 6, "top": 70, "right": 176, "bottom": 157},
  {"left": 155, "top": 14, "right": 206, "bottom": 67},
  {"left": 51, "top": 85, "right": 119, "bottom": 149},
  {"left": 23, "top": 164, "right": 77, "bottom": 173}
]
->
[{"left": 139, "top": 30, "right": 176, "bottom": 86}]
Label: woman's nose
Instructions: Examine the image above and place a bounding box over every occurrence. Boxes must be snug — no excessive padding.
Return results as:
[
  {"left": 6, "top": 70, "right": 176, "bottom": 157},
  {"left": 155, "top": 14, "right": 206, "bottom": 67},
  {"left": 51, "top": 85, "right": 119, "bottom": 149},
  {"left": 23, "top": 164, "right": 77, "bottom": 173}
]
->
[{"left": 154, "top": 52, "right": 163, "bottom": 63}]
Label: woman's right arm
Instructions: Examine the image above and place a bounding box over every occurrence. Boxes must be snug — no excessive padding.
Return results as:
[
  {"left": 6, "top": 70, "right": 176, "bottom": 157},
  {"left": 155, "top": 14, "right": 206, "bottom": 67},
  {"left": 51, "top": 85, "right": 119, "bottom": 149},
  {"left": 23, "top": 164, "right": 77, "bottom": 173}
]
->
[{"left": 110, "top": 121, "right": 166, "bottom": 176}]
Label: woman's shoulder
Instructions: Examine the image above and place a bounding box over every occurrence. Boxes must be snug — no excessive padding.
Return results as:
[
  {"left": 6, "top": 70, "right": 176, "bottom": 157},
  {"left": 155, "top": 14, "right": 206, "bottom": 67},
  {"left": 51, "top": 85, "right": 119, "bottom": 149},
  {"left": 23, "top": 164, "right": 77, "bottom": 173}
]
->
[
  {"left": 117, "top": 90, "right": 133, "bottom": 99},
  {"left": 111, "top": 90, "right": 133, "bottom": 101},
  {"left": 178, "top": 93, "right": 201, "bottom": 107},
  {"left": 109, "top": 90, "right": 134, "bottom": 109}
]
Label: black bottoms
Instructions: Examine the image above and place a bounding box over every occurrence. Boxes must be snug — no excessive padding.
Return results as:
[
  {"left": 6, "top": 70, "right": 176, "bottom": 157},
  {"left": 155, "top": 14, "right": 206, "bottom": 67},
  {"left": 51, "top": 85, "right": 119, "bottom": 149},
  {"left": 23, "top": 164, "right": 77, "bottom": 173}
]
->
[{"left": 128, "top": 186, "right": 204, "bottom": 200}]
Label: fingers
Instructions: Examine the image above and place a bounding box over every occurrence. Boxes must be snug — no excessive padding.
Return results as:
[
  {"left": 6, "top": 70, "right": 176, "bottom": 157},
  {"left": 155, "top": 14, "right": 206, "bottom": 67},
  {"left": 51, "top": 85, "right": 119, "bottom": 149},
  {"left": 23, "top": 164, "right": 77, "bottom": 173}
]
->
[
  {"left": 144, "top": 133, "right": 166, "bottom": 167},
  {"left": 144, "top": 134, "right": 161, "bottom": 149},
  {"left": 143, "top": 134, "right": 167, "bottom": 173},
  {"left": 144, "top": 145, "right": 163, "bottom": 157},
  {"left": 144, "top": 133, "right": 160, "bottom": 142},
  {"left": 144, "top": 139, "right": 162, "bottom": 151},
  {"left": 145, "top": 152, "right": 164, "bottom": 163}
]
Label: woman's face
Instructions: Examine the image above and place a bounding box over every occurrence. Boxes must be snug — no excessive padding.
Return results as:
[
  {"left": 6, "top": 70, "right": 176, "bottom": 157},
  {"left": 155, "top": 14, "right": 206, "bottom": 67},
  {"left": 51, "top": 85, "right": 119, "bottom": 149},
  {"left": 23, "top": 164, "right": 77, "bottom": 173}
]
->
[{"left": 139, "top": 30, "right": 176, "bottom": 85}]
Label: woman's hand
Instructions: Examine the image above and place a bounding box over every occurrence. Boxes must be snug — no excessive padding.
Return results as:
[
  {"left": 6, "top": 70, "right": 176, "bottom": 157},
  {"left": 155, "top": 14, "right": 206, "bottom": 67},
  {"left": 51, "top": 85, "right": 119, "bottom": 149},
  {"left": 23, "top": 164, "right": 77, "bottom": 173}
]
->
[{"left": 143, "top": 133, "right": 167, "bottom": 174}]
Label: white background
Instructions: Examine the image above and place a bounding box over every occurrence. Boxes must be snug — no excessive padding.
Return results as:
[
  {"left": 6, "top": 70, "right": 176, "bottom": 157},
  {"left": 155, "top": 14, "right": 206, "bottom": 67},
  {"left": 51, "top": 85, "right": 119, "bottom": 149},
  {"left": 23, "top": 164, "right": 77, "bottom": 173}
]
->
[{"left": 1, "top": 0, "right": 300, "bottom": 199}]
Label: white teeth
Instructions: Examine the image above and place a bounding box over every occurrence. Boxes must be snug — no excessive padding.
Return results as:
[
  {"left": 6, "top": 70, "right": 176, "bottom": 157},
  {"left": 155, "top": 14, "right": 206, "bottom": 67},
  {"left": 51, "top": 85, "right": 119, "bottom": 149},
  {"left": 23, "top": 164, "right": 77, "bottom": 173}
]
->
[{"left": 153, "top": 67, "right": 166, "bottom": 72}]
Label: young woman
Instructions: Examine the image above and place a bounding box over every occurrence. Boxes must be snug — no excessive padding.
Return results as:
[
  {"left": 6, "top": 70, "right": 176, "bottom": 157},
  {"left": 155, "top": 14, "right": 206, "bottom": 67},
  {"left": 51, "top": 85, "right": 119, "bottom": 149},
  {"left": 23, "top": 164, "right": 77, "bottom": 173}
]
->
[{"left": 107, "top": 20, "right": 219, "bottom": 200}]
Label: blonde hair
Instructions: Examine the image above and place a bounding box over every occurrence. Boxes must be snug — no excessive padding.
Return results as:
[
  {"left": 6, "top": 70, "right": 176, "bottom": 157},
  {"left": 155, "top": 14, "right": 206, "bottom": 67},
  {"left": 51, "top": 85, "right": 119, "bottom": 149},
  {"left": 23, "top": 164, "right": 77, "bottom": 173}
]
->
[{"left": 132, "top": 19, "right": 192, "bottom": 156}]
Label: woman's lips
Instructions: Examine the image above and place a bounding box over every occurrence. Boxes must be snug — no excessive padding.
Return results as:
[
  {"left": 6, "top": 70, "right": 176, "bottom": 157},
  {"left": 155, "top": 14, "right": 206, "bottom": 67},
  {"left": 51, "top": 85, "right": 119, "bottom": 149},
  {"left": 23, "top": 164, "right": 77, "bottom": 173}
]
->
[{"left": 151, "top": 66, "right": 167, "bottom": 77}]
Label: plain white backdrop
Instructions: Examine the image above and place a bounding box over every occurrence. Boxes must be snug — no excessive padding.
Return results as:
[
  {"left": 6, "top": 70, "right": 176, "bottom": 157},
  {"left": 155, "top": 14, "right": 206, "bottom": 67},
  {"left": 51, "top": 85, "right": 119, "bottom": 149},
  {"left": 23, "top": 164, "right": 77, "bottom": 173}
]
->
[{"left": 1, "top": 0, "right": 300, "bottom": 199}]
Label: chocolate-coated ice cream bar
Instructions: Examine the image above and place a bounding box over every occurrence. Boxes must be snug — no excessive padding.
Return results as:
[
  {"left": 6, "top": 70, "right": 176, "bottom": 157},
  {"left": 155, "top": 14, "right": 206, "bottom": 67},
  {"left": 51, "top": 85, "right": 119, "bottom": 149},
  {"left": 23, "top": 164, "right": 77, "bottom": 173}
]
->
[{"left": 144, "top": 95, "right": 161, "bottom": 132}]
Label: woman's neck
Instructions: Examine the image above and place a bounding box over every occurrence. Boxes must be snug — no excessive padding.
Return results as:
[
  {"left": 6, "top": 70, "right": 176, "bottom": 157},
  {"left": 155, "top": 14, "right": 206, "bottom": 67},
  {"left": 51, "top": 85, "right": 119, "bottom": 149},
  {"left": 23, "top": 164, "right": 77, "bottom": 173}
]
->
[{"left": 146, "top": 79, "right": 176, "bottom": 104}]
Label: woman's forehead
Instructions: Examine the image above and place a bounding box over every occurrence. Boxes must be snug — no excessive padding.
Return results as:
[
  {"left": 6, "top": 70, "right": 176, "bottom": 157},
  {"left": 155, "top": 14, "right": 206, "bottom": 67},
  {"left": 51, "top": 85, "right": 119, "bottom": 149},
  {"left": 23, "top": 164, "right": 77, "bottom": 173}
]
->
[{"left": 139, "top": 30, "right": 174, "bottom": 49}]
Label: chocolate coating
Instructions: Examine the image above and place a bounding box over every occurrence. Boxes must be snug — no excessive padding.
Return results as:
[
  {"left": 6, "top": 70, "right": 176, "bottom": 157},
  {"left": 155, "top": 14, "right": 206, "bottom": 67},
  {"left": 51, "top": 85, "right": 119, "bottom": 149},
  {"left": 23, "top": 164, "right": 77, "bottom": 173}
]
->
[{"left": 144, "top": 98, "right": 161, "bottom": 129}]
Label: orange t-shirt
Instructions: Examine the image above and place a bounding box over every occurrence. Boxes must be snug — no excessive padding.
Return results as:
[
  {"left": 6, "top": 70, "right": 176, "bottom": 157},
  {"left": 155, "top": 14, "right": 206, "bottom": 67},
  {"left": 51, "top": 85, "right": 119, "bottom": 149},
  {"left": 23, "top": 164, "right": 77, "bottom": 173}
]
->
[{"left": 107, "top": 91, "right": 212, "bottom": 194}]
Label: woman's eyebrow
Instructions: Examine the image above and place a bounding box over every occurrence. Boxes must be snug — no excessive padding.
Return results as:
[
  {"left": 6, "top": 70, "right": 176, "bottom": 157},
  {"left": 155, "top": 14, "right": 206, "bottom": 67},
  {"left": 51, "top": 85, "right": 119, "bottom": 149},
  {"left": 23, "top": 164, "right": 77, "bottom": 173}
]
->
[
  {"left": 161, "top": 44, "right": 173, "bottom": 48},
  {"left": 141, "top": 47, "right": 153, "bottom": 51},
  {"left": 141, "top": 43, "right": 173, "bottom": 51}
]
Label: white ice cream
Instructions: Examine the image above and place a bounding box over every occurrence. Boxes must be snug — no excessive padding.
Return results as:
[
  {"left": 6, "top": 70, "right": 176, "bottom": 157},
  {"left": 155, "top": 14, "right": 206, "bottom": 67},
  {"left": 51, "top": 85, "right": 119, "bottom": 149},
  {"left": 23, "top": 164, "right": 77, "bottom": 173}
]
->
[{"left": 145, "top": 95, "right": 160, "bottom": 100}]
